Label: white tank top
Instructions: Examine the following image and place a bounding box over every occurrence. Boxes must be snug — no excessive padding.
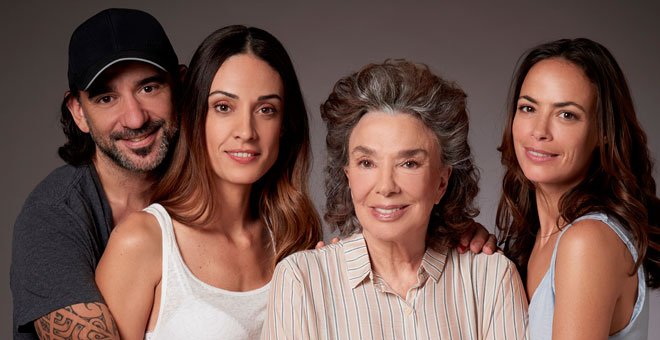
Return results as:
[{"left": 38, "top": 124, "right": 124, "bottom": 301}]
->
[{"left": 143, "top": 203, "right": 271, "bottom": 340}]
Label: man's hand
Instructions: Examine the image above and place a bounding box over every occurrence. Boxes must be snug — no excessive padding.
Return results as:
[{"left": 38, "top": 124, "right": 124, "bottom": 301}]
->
[{"left": 34, "top": 302, "right": 119, "bottom": 340}]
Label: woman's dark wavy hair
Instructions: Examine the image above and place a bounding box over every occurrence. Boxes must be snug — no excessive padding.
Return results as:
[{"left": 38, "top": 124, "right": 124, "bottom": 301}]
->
[
  {"left": 321, "top": 60, "right": 480, "bottom": 251},
  {"left": 496, "top": 38, "right": 660, "bottom": 287},
  {"left": 152, "top": 25, "right": 321, "bottom": 263}
]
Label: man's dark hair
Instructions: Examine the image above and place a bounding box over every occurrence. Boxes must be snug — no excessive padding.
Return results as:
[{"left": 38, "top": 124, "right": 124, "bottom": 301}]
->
[{"left": 58, "top": 92, "right": 94, "bottom": 165}]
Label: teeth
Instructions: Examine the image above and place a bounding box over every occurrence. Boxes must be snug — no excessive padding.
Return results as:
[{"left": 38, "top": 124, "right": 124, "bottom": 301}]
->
[
  {"left": 129, "top": 136, "right": 147, "bottom": 142},
  {"left": 529, "top": 150, "right": 552, "bottom": 157},
  {"left": 375, "top": 207, "right": 401, "bottom": 214},
  {"left": 229, "top": 152, "right": 254, "bottom": 158}
]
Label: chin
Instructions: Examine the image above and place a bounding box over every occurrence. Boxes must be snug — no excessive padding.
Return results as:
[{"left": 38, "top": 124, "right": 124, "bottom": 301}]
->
[{"left": 363, "top": 224, "right": 423, "bottom": 244}]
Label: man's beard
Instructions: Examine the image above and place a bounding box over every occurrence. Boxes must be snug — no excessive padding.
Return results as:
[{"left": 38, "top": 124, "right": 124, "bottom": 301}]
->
[{"left": 89, "top": 119, "right": 177, "bottom": 173}]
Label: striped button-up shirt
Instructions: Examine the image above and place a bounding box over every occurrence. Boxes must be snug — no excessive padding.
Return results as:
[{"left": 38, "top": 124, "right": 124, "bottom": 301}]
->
[{"left": 263, "top": 233, "right": 528, "bottom": 340}]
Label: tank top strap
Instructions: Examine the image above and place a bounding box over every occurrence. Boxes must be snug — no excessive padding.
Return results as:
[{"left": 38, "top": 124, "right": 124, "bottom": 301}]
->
[
  {"left": 550, "top": 212, "right": 638, "bottom": 263},
  {"left": 549, "top": 212, "right": 625, "bottom": 291},
  {"left": 143, "top": 203, "right": 176, "bottom": 246}
]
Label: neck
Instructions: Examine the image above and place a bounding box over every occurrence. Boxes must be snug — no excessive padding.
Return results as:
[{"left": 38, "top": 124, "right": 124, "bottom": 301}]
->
[
  {"left": 363, "top": 229, "right": 426, "bottom": 297},
  {"left": 204, "top": 180, "right": 258, "bottom": 235},
  {"left": 534, "top": 185, "right": 567, "bottom": 241},
  {"left": 93, "top": 155, "right": 157, "bottom": 226}
]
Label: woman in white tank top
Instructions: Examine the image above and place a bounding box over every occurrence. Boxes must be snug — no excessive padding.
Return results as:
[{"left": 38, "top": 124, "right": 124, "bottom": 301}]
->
[
  {"left": 95, "top": 26, "right": 323, "bottom": 340},
  {"left": 496, "top": 38, "right": 660, "bottom": 339}
]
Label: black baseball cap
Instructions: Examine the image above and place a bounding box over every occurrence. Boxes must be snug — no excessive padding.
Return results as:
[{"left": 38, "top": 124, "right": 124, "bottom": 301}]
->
[{"left": 67, "top": 8, "right": 179, "bottom": 91}]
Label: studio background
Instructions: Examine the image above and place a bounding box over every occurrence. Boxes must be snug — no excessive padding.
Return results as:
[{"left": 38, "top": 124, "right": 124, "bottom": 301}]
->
[{"left": 1, "top": 0, "right": 658, "bottom": 337}]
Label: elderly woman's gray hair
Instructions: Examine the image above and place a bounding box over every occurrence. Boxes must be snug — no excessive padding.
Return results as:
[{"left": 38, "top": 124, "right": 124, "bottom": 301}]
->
[{"left": 320, "top": 60, "right": 480, "bottom": 249}]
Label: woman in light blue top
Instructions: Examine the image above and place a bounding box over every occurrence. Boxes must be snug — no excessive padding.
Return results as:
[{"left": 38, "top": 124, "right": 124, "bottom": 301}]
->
[{"left": 496, "top": 38, "right": 660, "bottom": 339}]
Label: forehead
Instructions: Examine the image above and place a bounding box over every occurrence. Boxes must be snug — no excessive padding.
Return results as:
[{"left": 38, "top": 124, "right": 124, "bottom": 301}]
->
[
  {"left": 521, "top": 58, "right": 595, "bottom": 103},
  {"left": 349, "top": 111, "right": 439, "bottom": 151},
  {"left": 210, "top": 53, "right": 283, "bottom": 93}
]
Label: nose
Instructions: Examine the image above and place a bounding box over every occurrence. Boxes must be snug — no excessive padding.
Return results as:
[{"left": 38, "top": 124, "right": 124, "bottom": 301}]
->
[
  {"left": 121, "top": 95, "right": 149, "bottom": 129},
  {"left": 234, "top": 109, "right": 257, "bottom": 141},
  {"left": 375, "top": 165, "right": 400, "bottom": 197},
  {"left": 531, "top": 114, "right": 552, "bottom": 141}
]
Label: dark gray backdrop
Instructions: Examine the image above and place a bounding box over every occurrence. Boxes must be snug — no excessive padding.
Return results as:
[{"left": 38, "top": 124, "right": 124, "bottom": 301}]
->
[{"left": 2, "top": 1, "right": 658, "bottom": 337}]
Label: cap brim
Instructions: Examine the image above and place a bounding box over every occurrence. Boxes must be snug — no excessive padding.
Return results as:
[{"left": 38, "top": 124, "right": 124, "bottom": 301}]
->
[{"left": 83, "top": 57, "right": 168, "bottom": 91}]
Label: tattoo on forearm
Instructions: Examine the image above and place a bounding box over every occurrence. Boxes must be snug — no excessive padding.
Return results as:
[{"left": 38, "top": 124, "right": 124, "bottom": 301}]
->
[{"left": 34, "top": 302, "right": 119, "bottom": 339}]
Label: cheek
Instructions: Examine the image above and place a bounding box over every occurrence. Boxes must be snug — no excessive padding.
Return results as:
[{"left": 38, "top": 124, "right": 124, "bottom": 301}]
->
[
  {"left": 569, "top": 129, "right": 597, "bottom": 162},
  {"left": 149, "top": 94, "right": 173, "bottom": 117},
  {"left": 204, "top": 114, "right": 229, "bottom": 149},
  {"left": 346, "top": 170, "right": 372, "bottom": 204},
  {"left": 404, "top": 172, "right": 441, "bottom": 204},
  {"left": 511, "top": 117, "right": 526, "bottom": 145},
  {"left": 261, "top": 121, "right": 282, "bottom": 150}
]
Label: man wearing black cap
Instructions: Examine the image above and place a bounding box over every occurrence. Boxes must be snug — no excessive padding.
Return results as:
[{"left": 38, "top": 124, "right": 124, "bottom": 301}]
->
[{"left": 10, "top": 8, "right": 183, "bottom": 339}]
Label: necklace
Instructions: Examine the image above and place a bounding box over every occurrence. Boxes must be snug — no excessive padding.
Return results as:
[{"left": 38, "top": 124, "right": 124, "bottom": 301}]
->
[{"left": 536, "top": 227, "right": 561, "bottom": 238}]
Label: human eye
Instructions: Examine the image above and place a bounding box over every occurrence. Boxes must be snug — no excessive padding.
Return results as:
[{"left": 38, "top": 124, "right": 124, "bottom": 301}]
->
[
  {"left": 357, "top": 158, "right": 374, "bottom": 169},
  {"left": 141, "top": 84, "right": 160, "bottom": 94},
  {"left": 94, "top": 95, "right": 114, "bottom": 104},
  {"left": 401, "top": 160, "right": 420, "bottom": 169},
  {"left": 518, "top": 104, "right": 534, "bottom": 113},
  {"left": 258, "top": 105, "right": 278, "bottom": 116},
  {"left": 213, "top": 102, "right": 231, "bottom": 113},
  {"left": 559, "top": 111, "right": 578, "bottom": 120}
]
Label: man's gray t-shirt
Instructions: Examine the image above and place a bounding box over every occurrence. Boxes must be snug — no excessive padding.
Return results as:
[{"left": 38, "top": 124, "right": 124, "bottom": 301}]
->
[{"left": 10, "top": 164, "right": 113, "bottom": 339}]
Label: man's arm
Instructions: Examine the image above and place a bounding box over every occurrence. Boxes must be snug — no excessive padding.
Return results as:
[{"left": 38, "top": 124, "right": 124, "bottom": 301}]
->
[
  {"left": 11, "top": 195, "right": 112, "bottom": 338},
  {"left": 34, "top": 303, "right": 119, "bottom": 339}
]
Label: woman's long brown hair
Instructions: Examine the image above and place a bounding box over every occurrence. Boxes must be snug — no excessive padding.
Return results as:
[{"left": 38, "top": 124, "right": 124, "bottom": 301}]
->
[
  {"left": 152, "top": 26, "right": 321, "bottom": 264},
  {"left": 497, "top": 38, "right": 660, "bottom": 287}
]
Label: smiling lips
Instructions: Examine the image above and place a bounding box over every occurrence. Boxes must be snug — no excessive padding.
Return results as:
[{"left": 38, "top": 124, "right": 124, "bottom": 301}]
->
[
  {"left": 120, "top": 131, "right": 158, "bottom": 149},
  {"left": 524, "top": 147, "right": 558, "bottom": 162},
  {"left": 370, "top": 205, "right": 409, "bottom": 221},
  {"left": 226, "top": 150, "right": 260, "bottom": 164}
]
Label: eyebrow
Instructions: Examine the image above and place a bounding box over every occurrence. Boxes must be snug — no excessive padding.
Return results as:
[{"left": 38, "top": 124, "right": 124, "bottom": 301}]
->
[
  {"left": 519, "top": 95, "right": 587, "bottom": 112},
  {"left": 398, "top": 148, "right": 429, "bottom": 158},
  {"left": 351, "top": 145, "right": 375, "bottom": 156},
  {"left": 86, "top": 74, "right": 166, "bottom": 98},
  {"left": 350, "top": 145, "right": 429, "bottom": 158},
  {"left": 137, "top": 75, "right": 167, "bottom": 87},
  {"left": 208, "top": 90, "right": 282, "bottom": 101},
  {"left": 86, "top": 84, "right": 112, "bottom": 98}
]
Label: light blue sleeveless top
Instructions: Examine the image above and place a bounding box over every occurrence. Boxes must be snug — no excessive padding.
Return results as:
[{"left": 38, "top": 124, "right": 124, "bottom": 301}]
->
[{"left": 528, "top": 212, "right": 649, "bottom": 339}]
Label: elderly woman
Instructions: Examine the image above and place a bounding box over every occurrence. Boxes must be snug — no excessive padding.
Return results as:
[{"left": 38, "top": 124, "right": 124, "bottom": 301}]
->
[{"left": 263, "top": 60, "right": 528, "bottom": 339}]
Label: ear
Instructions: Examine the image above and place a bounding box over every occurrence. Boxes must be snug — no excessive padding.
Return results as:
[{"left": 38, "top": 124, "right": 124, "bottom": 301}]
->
[
  {"left": 177, "top": 64, "right": 188, "bottom": 83},
  {"left": 65, "top": 92, "right": 90, "bottom": 133},
  {"left": 343, "top": 166, "right": 350, "bottom": 186},
  {"left": 435, "top": 166, "right": 452, "bottom": 204},
  {"left": 343, "top": 166, "right": 355, "bottom": 200}
]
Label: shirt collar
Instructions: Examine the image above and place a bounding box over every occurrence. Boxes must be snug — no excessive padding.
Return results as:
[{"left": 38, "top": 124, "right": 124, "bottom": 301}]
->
[
  {"left": 342, "top": 233, "right": 449, "bottom": 288},
  {"left": 421, "top": 245, "right": 448, "bottom": 282},
  {"left": 343, "top": 233, "right": 372, "bottom": 288}
]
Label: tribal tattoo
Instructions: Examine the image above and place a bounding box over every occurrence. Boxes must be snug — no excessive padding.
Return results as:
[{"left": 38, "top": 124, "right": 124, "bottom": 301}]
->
[{"left": 34, "top": 302, "right": 119, "bottom": 339}]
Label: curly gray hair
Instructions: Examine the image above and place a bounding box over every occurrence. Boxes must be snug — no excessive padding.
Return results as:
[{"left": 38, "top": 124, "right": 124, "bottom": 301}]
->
[{"left": 320, "top": 59, "right": 480, "bottom": 249}]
